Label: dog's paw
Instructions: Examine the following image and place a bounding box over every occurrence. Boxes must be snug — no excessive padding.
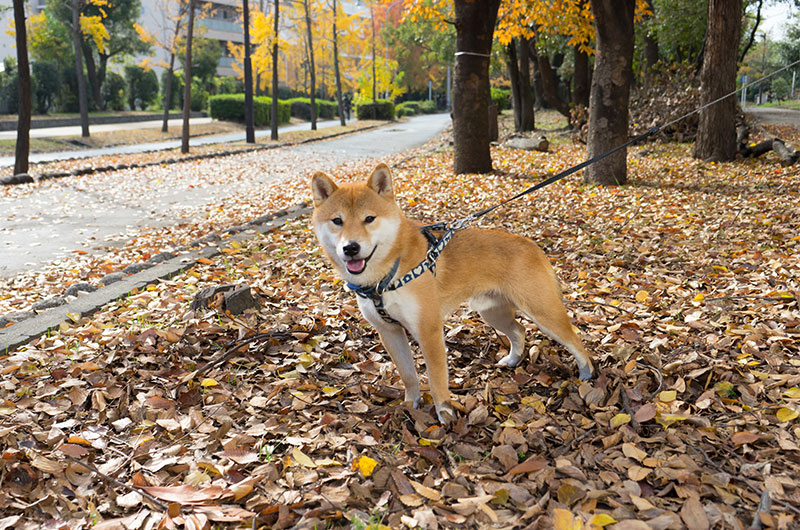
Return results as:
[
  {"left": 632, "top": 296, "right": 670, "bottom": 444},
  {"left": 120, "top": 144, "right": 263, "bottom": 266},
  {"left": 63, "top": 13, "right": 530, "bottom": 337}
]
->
[
  {"left": 435, "top": 402, "right": 456, "bottom": 425},
  {"left": 497, "top": 352, "right": 521, "bottom": 368},
  {"left": 405, "top": 390, "right": 422, "bottom": 409},
  {"left": 578, "top": 364, "right": 594, "bottom": 382}
]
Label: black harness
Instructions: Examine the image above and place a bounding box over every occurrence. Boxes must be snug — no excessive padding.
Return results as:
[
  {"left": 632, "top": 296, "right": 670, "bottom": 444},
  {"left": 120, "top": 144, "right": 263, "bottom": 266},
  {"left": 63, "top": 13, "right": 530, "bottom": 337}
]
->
[{"left": 346, "top": 224, "right": 456, "bottom": 324}]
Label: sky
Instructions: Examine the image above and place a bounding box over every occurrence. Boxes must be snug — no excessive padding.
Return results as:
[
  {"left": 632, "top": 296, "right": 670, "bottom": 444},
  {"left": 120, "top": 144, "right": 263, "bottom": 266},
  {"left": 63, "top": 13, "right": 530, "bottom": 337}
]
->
[{"left": 761, "top": 1, "right": 796, "bottom": 40}]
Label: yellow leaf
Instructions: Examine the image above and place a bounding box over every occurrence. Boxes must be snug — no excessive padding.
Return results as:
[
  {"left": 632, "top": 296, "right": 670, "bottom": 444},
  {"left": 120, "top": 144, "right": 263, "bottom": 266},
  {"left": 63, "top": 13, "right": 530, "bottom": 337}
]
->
[
  {"left": 553, "top": 508, "right": 583, "bottom": 530},
  {"left": 230, "top": 240, "right": 242, "bottom": 249},
  {"left": 776, "top": 407, "right": 799, "bottom": 422},
  {"left": 635, "top": 290, "right": 649, "bottom": 303},
  {"left": 783, "top": 387, "right": 800, "bottom": 399},
  {"left": 66, "top": 312, "right": 82, "bottom": 323},
  {"left": 712, "top": 265, "right": 729, "bottom": 272},
  {"left": 200, "top": 378, "right": 218, "bottom": 387},
  {"left": 321, "top": 386, "right": 341, "bottom": 397},
  {"left": 589, "top": 513, "right": 617, "bottom": 527},
  {"left": 693, "top": 293, "right": 705, "bottom": 302},
  {"left": 353, "top": 455, "right": 378, "bottom": 477},
  {"left": 655, "top": 413, "right": 687, "bottom": 429},
  {"left": 292, "top": 447, "right": 316, "bottom": 468},
  {"left": 610, "top": 413, "right": 631, "bottom": 428},
  {"left": 658, "top": 390, "right": 677, "bottom": 402}
]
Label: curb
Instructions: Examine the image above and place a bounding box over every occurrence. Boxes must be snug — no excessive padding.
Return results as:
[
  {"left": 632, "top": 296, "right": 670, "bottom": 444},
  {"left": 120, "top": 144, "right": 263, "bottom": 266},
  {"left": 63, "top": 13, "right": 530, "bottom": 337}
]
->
[
  {"left": 1, "top": 121, "right": 388, "bottom": 186},
  {"left": 0, "top": 203, "right": 311, "bottom": 353}
]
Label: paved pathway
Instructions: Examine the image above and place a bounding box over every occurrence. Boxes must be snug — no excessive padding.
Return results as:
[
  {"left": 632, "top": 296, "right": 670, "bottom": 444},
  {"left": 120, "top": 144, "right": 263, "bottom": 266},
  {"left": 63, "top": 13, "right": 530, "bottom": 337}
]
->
[
  {"left": 0, "top": 118, "right": 345, "bottom": 167},
  {"left": 0, "top": 113, "right": 450, "bottom": 278}
]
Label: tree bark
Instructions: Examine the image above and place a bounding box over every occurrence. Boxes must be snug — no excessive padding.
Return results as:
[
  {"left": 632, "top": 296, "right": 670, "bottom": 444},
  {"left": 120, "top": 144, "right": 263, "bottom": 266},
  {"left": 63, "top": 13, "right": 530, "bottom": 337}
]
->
[
  {"left": 693, "top": 0, "right": 741, "bottom": 162},
  {"left": 333, "top": 0, "right": 346, "bottom": 126},
  {"left": 452, "top": 0, "right": 500, "bottom": 174},
  {"left": 739, "top": 0, "right": 762, "bottom": 62},
  {"left": 585, "top": 0, "right": 635, "bottom": 185},
  {"left": 531, "top": 51, "right": 545, "bottom": 109},
  {"left": 72, "top": 0, "right": 89, "bottom": 137},
  {"left": 506, "top": 40, "right": 522, "bottom": 131},
  {"left": 518, "top": 37, "right": 534, "bottom": 131},
  {"left": 532, "top": 38, "right": 570, "bottom": 118},
  {"left": 13, "top": 0, "right": 31, "bottom": 176},
  {"left": 81, "top": 41, "right": 102, "bottom": 109},
  {"left": 181, "top": 0, "right": 195, "bottom": 154},
  {"left": 271, "top": 0, "right": 279, "bottom": 140},
  {"left": 303, "top": 0, "right": 317, "bottom": 130},
  {"left": 162, "top": 53, "right": 176, "bottom": 132},
  {"left": 573, "top": 45, "right": 590, "bottom": 107},
  {"left": 243, "top": 0, "right": 255, "bottom": 143}
]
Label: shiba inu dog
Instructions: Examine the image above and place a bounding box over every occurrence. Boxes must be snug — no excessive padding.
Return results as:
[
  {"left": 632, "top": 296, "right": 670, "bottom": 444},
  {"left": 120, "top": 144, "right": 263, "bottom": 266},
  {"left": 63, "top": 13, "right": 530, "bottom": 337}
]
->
[{"left": 311, "top": 164, "right": 593, "bottom": 422}]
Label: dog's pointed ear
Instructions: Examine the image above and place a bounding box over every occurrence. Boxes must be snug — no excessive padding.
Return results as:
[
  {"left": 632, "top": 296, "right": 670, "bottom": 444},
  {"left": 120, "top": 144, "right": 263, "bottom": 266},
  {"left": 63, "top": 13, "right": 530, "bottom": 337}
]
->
[
  {"left": 367, "top": 163, "right": 393, "bottom": 198},
  {"left": 311, "top": 171, "right": 338, "bottom": 206}
]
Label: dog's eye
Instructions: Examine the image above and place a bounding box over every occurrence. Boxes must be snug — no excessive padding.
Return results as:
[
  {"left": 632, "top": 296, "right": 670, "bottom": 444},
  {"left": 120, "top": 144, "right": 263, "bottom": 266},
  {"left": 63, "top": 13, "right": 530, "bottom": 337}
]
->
[
  {"left": 364, "top": 216, "right": 376, "bottom": 224},
  {"left": 332, "top": 217, "right": 343, "bottom": 226}
]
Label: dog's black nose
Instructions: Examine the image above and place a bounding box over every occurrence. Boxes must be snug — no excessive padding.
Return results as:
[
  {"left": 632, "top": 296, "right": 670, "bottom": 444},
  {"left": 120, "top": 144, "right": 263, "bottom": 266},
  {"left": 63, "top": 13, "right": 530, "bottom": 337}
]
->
[{"left": 343, "top": 242, "right": 360, "bottom": 257}]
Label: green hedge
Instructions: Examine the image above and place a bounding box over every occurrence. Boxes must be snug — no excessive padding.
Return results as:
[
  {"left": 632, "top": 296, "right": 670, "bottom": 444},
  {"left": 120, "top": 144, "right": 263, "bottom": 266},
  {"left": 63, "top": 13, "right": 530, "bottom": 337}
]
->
[
  {"left": 490, "top": 87, "right": 511, "bottom": 111},
  {"left": 419, "top": 100, "right": 437, "bottom": 114},
  {"left": 208, "top": 94, "right": 290, "bottom": 126},
  {"left": 356, "top": 100, "right": 395, "bottom": 121},
  {"left": 286, "top": 97, "right": 338, "bottom": 120},
  {"left": 396, "top": 102, "right": 418, "bottom": 117}
]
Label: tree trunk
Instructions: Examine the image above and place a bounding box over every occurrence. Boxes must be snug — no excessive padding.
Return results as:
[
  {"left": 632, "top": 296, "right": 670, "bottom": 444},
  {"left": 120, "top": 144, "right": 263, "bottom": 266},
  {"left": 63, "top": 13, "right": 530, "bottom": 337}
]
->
[
  {"left": 162, "top": 53, "right": 175, "bottom": 132},
  {"left": 181, "top": 0, "right": 195, "bottom": 154},
  {"left": 370, "top": 5, "right": 376, "bottom": 102},
  {"left": 243, "top": 0, "right": 255, "bottom": 142},
  {"left": 271, "top": 0, "right": 279, "bottom": 140},
  {"left": 573, "top": 45, "right": 590, "bottom": 107},
  {"left": 693, "top": 0, "right": 741, "bottom": 162},
  {"left": 452, "top": 0, "right": 500, "bottom": 175},
  {"left": 303, "top": 0, "right": 317, "bottom": 130},
  {"left": 506, "top": 40, "right": 522, "bottom": 131},
  {"left": 642, "top": 0, "right": 659, "bottom": 85},
  {"left": 532, "top": 38, "right": 570, "bottom": 118},
  {"left": 518, "top": 37, "right": 534, "bottom": 131},
  {"left": 333, "top": 0, "right": 346, "bottom": 126},
  {"left": 72, "top": 0, "right": 89, "bottom": 137},
  {"left": 531, "top": 50, "right": 545, "bottom": 109},
  {"left": 81, "top": 41, "right": 101, "bottom": 109},
  {"left": 13, "top": 0, "right": 31, "bottom": 176},
  {"left": 739, "top": 0, "right": 762, "bottom": 62},
  {"left": 585, "top": 0, "right": 635, "bottom": 185}
]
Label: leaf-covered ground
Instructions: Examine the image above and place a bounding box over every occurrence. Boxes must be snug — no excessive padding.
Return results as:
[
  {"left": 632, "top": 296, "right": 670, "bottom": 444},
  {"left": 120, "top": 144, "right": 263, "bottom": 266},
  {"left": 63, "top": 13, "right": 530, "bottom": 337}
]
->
[{"left": 1, "top": 113, "right": 799, "bottom": 529}]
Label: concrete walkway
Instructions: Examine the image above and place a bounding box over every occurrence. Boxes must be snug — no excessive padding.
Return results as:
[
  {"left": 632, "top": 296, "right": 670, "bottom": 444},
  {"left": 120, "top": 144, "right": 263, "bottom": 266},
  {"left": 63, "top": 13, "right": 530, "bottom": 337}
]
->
[
  {"left": 0, "top": 113, "right": 451, "bottom": 278},
  {"left": 0, "top": 117, "right": 345, "bottom": 167}
]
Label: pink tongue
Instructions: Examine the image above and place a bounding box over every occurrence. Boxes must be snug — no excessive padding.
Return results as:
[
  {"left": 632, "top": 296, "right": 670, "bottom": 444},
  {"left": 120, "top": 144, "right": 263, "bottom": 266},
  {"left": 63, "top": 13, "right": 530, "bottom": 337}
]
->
[{"left": 346, "top": 259, "right": 365, "bottom": 273}]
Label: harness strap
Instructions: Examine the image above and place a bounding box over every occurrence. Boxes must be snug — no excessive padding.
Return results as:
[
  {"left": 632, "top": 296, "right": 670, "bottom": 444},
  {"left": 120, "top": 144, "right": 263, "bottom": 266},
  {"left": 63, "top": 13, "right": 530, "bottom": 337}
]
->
[{"left": 346, "top": 226, "right": 456, "bottom": 324}]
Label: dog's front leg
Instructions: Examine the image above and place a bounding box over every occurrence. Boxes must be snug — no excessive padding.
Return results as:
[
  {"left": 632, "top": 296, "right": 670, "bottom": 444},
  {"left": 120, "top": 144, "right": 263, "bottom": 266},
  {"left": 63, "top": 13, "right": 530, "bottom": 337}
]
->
[
  {"left": 377, "top": 326, "right": 422, "bottom": 408},
  {"left": 356, "top": 298, "right": 421, "bottom": 407},
  {"left": 413, "top": 319, "right": 454, "bottom": 424}
]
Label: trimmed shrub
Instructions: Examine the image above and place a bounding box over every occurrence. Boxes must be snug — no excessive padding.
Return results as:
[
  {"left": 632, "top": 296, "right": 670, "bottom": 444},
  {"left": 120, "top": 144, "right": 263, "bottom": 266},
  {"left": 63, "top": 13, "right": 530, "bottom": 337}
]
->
[
  {"left": 208, "top": 94, "right": 290, "bottom": 126},
  {"left": 286, "top": 97, "right": 338, "bottom": 120},
  {"left": 490, "top": 87, "right": 511, "bottom": 111},
  {"left": 101, "top": 71, "right": 126, "bottom": 111},
  {"left": 396, "top": 102, "right": 417, "bottom": 117},
  {"left": 356, "top": 100, "right": 395, "bottom": 121},
  {"left": 32, "top": 61, "right": 60, "bottom": 114},
  {"left": 125, "top": 65, "right": 159, "bottom": 110},
  {"left": 419, "top": 100, "right": 437, "bottom": 114}
]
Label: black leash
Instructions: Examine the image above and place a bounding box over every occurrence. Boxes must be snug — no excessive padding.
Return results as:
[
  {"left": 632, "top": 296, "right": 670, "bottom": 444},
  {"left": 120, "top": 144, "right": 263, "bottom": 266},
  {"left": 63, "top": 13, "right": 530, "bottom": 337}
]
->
[{"left": 353, "top": 59, "right": 800, "bottom": 323}]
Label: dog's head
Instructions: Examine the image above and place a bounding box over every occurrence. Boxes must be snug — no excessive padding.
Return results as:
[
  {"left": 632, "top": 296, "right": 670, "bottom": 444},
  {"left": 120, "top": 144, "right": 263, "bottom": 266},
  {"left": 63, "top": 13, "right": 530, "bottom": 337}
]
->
[{"left": 311, "top": 164, "right": 402, "bottom": 285}]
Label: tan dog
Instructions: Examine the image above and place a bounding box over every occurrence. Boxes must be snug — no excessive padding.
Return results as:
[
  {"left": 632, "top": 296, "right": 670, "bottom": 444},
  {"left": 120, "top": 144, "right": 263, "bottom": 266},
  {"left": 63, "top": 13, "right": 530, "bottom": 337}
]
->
[{"left": 311, "top": 164, "right": 593, "bottom": 422}]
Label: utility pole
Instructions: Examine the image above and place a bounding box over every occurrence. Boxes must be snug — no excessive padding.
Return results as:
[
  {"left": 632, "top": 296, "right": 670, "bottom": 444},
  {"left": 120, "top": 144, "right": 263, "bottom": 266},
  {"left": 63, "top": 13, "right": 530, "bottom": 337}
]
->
[
  {"left": 243, "top": 0, "right": 255, "bottom": 143},
  {"left": 758, "top": 33, "right": 766, "bottom": 104}
]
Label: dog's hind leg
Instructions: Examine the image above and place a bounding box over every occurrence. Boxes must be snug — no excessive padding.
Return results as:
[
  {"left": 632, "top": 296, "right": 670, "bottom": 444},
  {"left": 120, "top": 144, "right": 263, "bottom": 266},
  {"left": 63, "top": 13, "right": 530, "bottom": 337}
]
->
[
  {"left": 471, "top": 293, "right": 526, "bottom": 367},
  {"left": 519, "top": 300, "right": 593, "bottom": 381}
]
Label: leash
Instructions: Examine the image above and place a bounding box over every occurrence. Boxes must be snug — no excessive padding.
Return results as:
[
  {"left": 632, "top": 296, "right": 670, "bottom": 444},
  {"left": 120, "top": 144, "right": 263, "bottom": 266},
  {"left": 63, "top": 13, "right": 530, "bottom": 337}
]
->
[{"left": 350, "top": 59, "right": 800, "bottom": 323}]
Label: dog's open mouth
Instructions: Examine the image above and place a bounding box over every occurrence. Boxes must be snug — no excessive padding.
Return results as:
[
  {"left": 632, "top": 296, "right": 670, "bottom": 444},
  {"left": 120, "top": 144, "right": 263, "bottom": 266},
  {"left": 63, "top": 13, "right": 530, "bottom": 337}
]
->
[{"left": 345, "top": 246, "right": 376, "bottom": 275}]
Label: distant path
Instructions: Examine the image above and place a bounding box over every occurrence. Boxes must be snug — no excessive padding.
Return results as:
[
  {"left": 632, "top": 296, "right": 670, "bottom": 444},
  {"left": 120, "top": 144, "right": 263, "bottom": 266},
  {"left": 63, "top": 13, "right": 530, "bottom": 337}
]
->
[
  {"left": 0, "top": 113, "right": 451, "bottom": 278},
  {"left": 744, "top": 106, "right": 800, "bottom": 128}
]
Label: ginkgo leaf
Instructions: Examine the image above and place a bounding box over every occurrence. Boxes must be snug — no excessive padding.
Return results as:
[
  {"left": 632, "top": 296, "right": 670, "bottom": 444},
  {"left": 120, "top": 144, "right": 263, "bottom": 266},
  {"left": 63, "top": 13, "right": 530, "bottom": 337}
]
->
[
  {"left": 776, "top": 407, "right": 799, "bottom": 422},
  {"left": 658, "top": 390, "right": 677, "bottom": 402},
  {"left": 353, "top": 455, "right": 378, "bottom": 477},
  {"left": 610, "top": 413, "right": 631, "bottom": 427},
  {"left": 292, "top": 448, "right": 316, "bottom": 468}
]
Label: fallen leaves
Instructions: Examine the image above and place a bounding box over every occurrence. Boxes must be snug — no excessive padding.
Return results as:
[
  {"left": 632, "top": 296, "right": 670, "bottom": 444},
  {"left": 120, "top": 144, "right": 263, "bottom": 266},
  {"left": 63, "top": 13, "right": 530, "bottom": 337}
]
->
[{"left": 0, "top": 111, "right": 799, "bottom": 528}]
